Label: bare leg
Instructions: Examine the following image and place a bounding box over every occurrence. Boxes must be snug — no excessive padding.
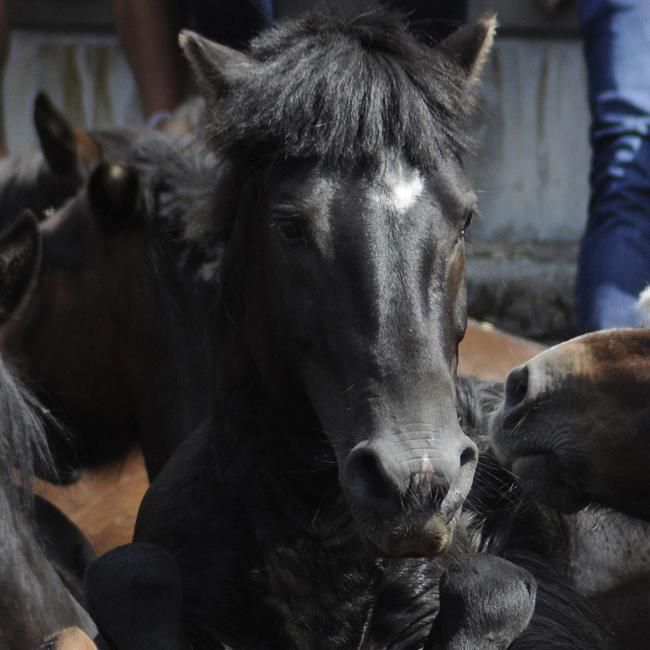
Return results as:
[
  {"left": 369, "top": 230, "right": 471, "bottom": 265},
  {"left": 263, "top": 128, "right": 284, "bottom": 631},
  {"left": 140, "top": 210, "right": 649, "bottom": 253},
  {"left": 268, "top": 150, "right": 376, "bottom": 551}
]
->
[{"left": 111, "top": 0, "right": 187, "bottom": 122}]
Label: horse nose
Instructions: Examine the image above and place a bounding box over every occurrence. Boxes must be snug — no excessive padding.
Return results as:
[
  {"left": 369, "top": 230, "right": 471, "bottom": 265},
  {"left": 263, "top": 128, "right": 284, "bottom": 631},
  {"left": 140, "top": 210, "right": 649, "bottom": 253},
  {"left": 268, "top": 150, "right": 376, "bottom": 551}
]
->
[
  {"left": 342, "top": 437, "right": 478, "bottom": 518},
  {"left": 504, "top": 364, "right": 530, "bottom": 410}
]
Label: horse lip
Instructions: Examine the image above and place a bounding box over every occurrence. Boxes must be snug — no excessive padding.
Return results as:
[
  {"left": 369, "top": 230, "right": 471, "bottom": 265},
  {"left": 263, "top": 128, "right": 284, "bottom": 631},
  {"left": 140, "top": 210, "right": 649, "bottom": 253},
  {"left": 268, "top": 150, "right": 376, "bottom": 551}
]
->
[
  {"left": 367, "top": 513, "right": 457, "bottom": 557},
  {"left": 439, "top": 458, "right": 476, "bottom": 522}
]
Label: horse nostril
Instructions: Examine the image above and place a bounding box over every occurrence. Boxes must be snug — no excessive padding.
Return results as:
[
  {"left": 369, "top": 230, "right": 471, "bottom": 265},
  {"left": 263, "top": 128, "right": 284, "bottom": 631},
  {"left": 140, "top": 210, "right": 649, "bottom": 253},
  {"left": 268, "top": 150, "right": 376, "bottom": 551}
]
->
[
  {"left": 459, "top": 444, "right": 477, "bottom": 467},
  {"left": 505, "top": 365, "right": 529, "bottom": 409},
  {"left": 344, "top": 447, "right": 397, "bottom": 510}
]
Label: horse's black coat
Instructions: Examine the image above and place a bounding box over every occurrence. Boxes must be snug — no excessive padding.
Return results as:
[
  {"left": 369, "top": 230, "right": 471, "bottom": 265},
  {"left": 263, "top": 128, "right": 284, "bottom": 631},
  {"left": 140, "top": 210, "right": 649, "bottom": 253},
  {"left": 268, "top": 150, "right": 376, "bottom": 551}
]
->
[
  {"left": 85, "top": 543, "right": 186, "bottom": 650},
  {"left": 427, "top": 553, "right": 537, "bottom": 650},
  {"left": 196, "top": 8, "right": 472, "bottom": 168},
  {"left": 116, "top": 10, "right": 615, "bottom": 649}
]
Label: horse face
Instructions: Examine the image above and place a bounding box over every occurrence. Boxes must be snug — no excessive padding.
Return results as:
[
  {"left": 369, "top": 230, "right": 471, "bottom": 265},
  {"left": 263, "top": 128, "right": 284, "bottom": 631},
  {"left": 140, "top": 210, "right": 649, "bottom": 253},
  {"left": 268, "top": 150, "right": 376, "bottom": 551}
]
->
[
  {"left": 490, "top": 329, "right": 650, "bottom": 516},
  {"left": 183, "top": 12, "right": 497, "bottom": 555},
  {"left": 244, "top": 153, "right": 478, "bottom": 555}
]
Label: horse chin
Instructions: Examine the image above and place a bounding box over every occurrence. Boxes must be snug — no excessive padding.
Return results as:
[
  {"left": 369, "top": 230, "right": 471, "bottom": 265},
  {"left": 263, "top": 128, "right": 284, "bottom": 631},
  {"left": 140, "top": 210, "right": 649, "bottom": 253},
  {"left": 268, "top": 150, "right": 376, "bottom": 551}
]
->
[
  {"left": 512, "top": 454, "right": 588, "bottom": 513},
  {"left": 366, "top": 513, "right": 457, "bottom": 558}
]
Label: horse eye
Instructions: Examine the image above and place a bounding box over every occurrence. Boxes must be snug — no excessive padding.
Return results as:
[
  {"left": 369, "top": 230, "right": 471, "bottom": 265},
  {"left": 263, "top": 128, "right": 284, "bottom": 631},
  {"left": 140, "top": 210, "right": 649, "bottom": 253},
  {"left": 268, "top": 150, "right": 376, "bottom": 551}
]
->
[
  {"left": 461, "top": 209, "right": 475, "bottom": 236},
  {"left": 277, "top": 220, "right": 303, "bottom": 240}
]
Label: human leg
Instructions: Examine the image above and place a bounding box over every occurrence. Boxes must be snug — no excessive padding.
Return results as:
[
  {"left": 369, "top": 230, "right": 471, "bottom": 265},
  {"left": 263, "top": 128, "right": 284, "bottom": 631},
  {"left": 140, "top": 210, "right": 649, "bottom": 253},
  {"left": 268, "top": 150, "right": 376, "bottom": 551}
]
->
[
  {"left": 576, "top": 0, "right": 650, "bottom": 331},
  {"left": 111, "top": 0, "right": 187, "bottom": 121}
]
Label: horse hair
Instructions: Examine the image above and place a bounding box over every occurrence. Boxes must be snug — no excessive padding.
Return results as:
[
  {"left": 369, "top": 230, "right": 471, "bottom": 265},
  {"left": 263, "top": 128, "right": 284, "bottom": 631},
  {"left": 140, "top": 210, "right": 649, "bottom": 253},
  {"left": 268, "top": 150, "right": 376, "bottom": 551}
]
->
[
  {"left": 203, "top": 8, "right": 474, "bottom": 168},
  {"left": 0, "top": 357, "right": 53, "bottom": 511}
]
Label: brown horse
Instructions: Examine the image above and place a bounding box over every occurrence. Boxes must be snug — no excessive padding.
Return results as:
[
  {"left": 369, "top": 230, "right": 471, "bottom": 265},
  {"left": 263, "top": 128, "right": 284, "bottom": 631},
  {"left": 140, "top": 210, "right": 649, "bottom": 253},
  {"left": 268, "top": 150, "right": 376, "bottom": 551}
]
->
[
  {"left": 0, "top": 132, "right": 217, "bottom": 481},
  {"left": 490, "top": 327, "right": 650, "bottom": 647},
  {"left": 490, "top": 328, "right": 650, "bottom": 519}
]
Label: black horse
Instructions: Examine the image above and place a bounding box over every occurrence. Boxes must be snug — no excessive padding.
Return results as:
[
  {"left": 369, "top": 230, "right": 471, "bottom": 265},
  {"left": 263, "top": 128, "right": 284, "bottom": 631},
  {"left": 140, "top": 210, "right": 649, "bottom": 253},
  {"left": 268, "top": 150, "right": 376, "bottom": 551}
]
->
[
  {"left": 93, "top": 10, "right": 613, "bottom": 649},
  {"left": 0, "top": 213, "right": 97, "bottom": 647}
]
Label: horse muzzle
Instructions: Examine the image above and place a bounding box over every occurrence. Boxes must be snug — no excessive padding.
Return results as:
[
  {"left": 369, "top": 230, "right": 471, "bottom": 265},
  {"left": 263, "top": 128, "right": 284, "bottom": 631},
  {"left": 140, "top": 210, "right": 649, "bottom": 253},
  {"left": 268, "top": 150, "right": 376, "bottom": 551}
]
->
[{"left": 341, "top": 432, "right": 478, "bottom": 556}]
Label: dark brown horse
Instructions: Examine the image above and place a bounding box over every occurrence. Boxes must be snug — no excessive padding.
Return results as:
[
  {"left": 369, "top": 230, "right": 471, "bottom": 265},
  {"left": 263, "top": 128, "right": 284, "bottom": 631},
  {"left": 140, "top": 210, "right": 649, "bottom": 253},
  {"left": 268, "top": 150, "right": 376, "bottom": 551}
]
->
[
  {"left": 0, "top": 93, "right": 144, "bottom": 227},
  {"left": 0, "top": 132, "right": 217, "bottom": 480}
]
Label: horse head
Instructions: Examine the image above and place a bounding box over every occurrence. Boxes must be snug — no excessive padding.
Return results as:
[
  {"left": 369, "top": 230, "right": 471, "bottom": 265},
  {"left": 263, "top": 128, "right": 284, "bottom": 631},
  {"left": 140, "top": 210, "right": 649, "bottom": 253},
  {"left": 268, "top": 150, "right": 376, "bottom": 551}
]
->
[
  {"left": 183, "top": 10, "right": 496, "bottom": 556},
  {"left": 490, "top": 328, "right": 650, "bottom": 519}
]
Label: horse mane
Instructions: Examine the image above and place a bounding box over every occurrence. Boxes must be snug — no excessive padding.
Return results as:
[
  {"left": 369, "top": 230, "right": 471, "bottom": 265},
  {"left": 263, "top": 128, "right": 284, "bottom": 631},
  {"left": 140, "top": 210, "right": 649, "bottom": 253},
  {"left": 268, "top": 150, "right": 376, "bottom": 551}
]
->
[
  {"left": 0, "top": 358, "right": 53, "bottom": 513},
  {"left": 204, "top": 8, "right": 474, "bottom": 168},
  {"left": 99, "top": 129, "right": 224, "bottom": 284}
]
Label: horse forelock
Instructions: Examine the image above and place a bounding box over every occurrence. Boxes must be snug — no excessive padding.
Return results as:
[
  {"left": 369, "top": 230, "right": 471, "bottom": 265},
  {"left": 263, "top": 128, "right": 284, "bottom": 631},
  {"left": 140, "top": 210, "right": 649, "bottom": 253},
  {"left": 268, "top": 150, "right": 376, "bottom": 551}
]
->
[{"left": 204, "top": 9, "right": 473, "bottom": 168}]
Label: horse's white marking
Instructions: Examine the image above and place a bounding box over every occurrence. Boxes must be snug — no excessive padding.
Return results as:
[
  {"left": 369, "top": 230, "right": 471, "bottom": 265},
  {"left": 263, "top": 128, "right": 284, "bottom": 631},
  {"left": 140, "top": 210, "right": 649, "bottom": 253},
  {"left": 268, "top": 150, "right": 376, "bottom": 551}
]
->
[
  {"left": 369, "top": 159, "right": 424, "bottom": 217},
  {"left": 389, "top": 172, "right": 424, "bottom": 215},
  {"left": 636, "top": 286, "right": 650, "bottom": 328}
]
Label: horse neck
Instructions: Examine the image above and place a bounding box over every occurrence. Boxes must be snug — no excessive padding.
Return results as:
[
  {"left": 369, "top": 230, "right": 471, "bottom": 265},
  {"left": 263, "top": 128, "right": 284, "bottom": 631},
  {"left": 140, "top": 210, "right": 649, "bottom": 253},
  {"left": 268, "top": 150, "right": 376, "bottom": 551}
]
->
[
  {"left": 122, "top": 239, "right": 216, "bottom": 472},
  {"left": 213, "top": 320, "right": 342, "bottom": 529}
]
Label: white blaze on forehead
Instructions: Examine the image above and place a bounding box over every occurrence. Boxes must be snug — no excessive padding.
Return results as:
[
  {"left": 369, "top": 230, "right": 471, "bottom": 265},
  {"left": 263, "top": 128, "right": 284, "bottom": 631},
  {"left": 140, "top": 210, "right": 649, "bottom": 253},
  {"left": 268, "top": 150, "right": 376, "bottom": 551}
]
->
[
  {"left": 390, "top": 170, "right": 424, "bottom": 214},
  {"left": 369, "top": 158, "right": 425, "bottom": 216}
]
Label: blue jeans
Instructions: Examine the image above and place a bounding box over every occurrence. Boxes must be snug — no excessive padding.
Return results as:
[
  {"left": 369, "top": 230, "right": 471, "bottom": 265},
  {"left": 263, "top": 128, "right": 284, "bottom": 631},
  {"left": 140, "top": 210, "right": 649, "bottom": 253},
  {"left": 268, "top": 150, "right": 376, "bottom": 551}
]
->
[{"left": 576, "top": 0, "right": 650, "bottom": 331}]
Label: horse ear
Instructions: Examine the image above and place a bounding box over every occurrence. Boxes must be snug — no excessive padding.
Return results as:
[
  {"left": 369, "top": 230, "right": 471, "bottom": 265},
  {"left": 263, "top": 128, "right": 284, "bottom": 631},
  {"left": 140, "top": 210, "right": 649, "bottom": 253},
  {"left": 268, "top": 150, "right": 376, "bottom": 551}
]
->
[
  {"left": 0, "top": 210, "right": 41, "bottom": 324},
  {"left": 33, "top": 92, "right": 101, "bottom": 178},
  {"left": 88, "top": 162, "right": 140, "bottom": 234},
  {"left": 438, "top": 13, "right": 497, "bottom": 88},
  {"left": 179, "top": 30, "right": 256, "bottom": 101}
]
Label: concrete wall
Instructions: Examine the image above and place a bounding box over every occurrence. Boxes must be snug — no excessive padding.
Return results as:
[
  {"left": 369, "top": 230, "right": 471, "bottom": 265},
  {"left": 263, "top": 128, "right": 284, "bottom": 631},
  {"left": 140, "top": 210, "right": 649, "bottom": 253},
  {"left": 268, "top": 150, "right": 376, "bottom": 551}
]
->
[
  {"left": 468, "top": 37, "right": 590, "bottom": 241},
  {"left": 3, "top": 31, "right": 139, "bottom": 153}
]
